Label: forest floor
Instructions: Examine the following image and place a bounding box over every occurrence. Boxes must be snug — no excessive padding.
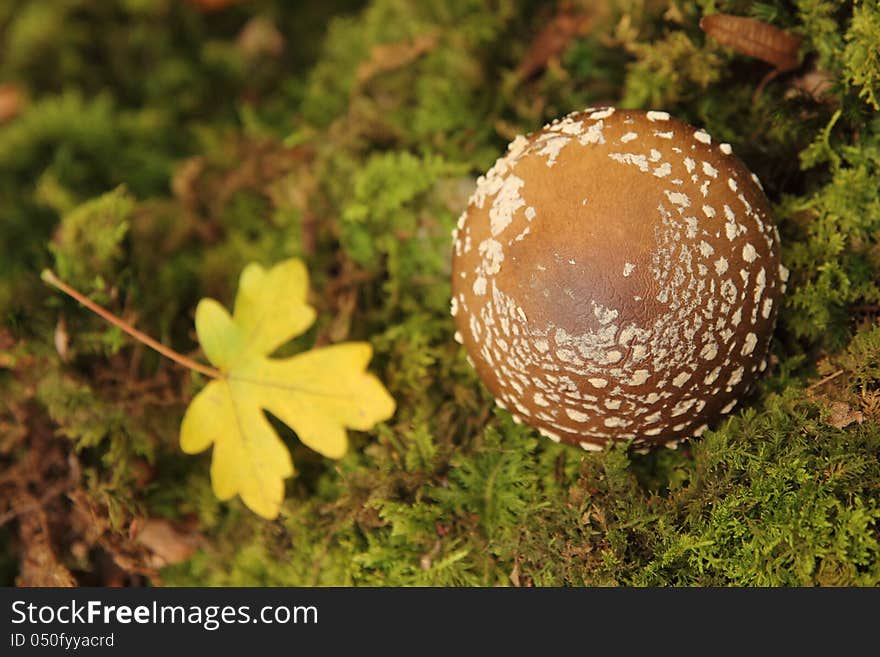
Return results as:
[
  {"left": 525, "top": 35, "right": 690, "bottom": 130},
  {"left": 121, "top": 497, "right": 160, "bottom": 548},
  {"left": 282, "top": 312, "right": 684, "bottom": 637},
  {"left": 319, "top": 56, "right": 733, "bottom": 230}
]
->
[{"left": 1, "top": 0, "right": 880, "bottom": 586}]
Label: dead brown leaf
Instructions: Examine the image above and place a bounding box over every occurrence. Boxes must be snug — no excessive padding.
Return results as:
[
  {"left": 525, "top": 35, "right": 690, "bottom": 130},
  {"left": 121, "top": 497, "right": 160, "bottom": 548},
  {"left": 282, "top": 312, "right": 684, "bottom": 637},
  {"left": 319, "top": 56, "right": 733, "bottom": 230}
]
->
[
  {"left": 0, "top": 84, "right": 25, "bottom": 125},
  {"left": 518, "top": 5, "right": 594, "bottom": 80},
  {"left": 827, "top": 401, "right": 864, "bottom": 429},
  {"left": 237, "top": 16, "right": 285, "bottom": 60},
  {"left": 356, "top": 33, "right": 439, "bottom": 86},
  {"left": 15, "top": 498, "right": 76, "bottom": 587},
  {"left": 700, "top": 14, "right": 802, "bottom": 72},
  {"left": 134, "top": 518, "right": 200, "bottom": 568}
]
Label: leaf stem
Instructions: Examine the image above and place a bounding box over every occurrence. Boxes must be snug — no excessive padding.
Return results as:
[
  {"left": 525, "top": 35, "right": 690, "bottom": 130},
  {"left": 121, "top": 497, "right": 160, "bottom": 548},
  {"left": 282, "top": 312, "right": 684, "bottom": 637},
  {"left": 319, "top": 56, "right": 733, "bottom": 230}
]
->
[{"left": 41, "top": 269, "right": 221, "bottom": 379}]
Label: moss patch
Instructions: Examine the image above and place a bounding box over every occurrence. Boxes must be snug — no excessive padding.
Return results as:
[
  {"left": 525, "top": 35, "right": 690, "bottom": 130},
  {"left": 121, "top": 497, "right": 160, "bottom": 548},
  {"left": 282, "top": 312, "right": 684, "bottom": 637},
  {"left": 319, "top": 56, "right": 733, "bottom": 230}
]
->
[{"left": 2, "top": 0, "right": 879, "bottom": 586}]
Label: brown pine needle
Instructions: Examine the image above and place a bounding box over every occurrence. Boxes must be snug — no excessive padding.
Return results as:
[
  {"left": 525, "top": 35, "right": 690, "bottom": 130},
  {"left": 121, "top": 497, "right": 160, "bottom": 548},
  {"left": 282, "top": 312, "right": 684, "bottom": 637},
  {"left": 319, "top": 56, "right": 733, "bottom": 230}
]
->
[
  {"left": 41, "top": 269, "right": 221, "bottom": 379},
  {"left": 806, "top": 369, "right": 844, "bottom": 392}
]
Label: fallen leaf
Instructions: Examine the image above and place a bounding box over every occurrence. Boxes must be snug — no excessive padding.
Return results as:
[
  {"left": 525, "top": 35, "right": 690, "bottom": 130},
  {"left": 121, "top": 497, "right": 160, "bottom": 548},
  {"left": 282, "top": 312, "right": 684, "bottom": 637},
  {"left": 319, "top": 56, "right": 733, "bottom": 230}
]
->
[
  {"left": 180, "top": 259, "right": 396, "bottom": 519},
  {"left": 186, "top": 0, "right": 238, "bottom": 13},
  {"left": 237, "top": 16, "right": 285, "bottom": 59},
  {"left": 827, "top": 401, "right": 864, "bottom": 429},
  {"left": 134, "top": 518, "right": 199, "bottom": 567},
  {"left": 518, "top": 7, "right": 593, "bottom": 80},
  {"left": 700, "top": 14, "right": 802, "bottom": 73},
  {"left": 356, "top": 32, "right": 438, "bottom": 86}
]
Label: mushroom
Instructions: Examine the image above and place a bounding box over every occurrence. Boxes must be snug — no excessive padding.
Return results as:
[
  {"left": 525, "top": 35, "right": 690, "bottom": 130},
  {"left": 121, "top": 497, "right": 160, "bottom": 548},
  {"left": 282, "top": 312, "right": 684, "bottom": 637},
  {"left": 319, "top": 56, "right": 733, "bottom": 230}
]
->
[{"left": 450, "top": 107, "right": 787, "bottom": 451}]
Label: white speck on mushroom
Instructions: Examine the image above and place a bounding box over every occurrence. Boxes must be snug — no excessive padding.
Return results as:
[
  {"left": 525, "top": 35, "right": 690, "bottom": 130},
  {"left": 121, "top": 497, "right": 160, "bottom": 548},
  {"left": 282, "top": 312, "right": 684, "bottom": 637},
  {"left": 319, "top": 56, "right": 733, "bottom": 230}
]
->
[
  {"left": 751, "top": 172, "right": 763, "bottom": 190},
  {"left": 672, "top": 371, "right": 692, "bottom": 387},
  {"left": 620, "top": 132, "right": 638, "bottom": 143},
  {"left": 720, "top": 279, "right": 738, "bottom": 304},
  {"left": 473, "top": 276, "right": 487, "bottom": 296},
  {"left": 699, "top": 241, "right": 715, "bottom": 257},
  {"left": 725, "top": 221, "right": 738, "bottom": 241},
  {"left": 454, "top": 330, "right": 463, "bottom": 344},
  {"left": 626, "top": 370, "right": 651, "bottom": 385},
  {"left": 604, "top": 417, "right": 629, "bottom": 427},
  {"left": 702, "top": 205, "right": 716, "bottom": 218},
  {"left": 609, "top": 152, "right": 649, "bottom": 171},
  {"left": 450, "top": 296, "right": 459, "bottom": 317},
  {"left": 478, "top": 238, "right": 504, "bottom": 275},
  {"left": 600, "top": 350, "right": 621, "bottom": 365},
  {"left": 704, "top": 367, "right": 721, "bottom": 385},
  {"left": 536, "top": 135, "right": 571, "bottom": 167},
  {"left": 715, "top": 257, "right": 729, "bottom": 275},
  {"left": 525, "top": 206, "right": 536, "bottom": 221},
  {"left": 647, "top": 110, "right": 670, "bottom": 121},
  {"left": 489, "top": 175, "right": 525, "bottom": 236},
  {"left": 721, "top": 399, "right": 738, "bottom": 413},
  {"left": 589, "top": 107, "right": 615, "bottom": 119},
  {"left": 566, "top": 408, "right": 590, "bottom": 422},
  {"left": 593, "top": 302, "right": 619, "bottom": 324},
  {"left": 741, "top": 332, "right": 758, "bottom": 356},
  {"left": 653, "top": 162, "right": 672, "bottom": 178},
  {"left": 588, "top": 377, "right": 608, "bottom": 389},
  {"left": 694, "top": 129, "right": 711, "bottom": 144},
  {"left": 671, "top": 398, "right": 697, "bottom": 416},
  {"left": 727, "top": 366, "right": 744, "bottom": 386},
  {"left": 762, "top": 297, "right": 773, "bottom": 319},
  {"left": 665, "top": 191, "right": 691, "bottom": 208},
  {"left": 742, "top": 243, "right": 758, "bottom": 262},
  {"left": 560, "top": 122, "right": 584, "bottom": 136},
  {"left": 654, "top": 131, "right": 674, "bottom": 139},
  {"left": 579, "top": 120, "right": 606, "bottom": 145},
  {"left": 684, "top": 157, "right": 696, "bottom": 173},
  {"left": 539, "top": 428, "right": 561, "bottom": 443},
  {"left": 700, "top": 342, "right": 719, "bottom": 360},
  {"left": 702, "top": 161, "right": 718, "bottom": 178},
  {"left": 580, "top": 441, "right": 603, "bottom": 452},
  {"left": 753, "top": 267, "right": 766, "bottom": 302},
  {"left": 728, "top": 178, "right": 738, "bottom": 192},
  {"left": 720, "top": 143, "right": 732, "bottom": 155},
  {"left": 623, "top": 262, "right": 636, "bottom": 277}
]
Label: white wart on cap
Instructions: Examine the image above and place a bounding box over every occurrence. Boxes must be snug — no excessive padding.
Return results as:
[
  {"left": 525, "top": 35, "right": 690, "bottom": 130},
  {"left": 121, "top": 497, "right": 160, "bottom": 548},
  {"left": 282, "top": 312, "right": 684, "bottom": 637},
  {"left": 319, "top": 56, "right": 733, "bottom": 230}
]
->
[{"left": 450, "top": 107, "right": 787, "bottom": 451}]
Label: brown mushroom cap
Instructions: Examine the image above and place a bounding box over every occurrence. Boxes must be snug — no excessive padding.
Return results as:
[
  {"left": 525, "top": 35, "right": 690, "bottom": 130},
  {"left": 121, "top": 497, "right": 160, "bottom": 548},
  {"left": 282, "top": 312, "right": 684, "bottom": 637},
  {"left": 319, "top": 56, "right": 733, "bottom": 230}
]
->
[{"left": 450, "top": 108, "right": 787, "bottom": 451}]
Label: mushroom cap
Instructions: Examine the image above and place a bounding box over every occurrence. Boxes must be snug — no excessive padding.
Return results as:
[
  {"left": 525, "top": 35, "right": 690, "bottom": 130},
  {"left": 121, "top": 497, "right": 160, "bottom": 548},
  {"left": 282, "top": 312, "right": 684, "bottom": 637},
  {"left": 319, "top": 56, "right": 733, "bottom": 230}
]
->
[{"left": 450, "top": 108, "right": 786, "bottom": 451}]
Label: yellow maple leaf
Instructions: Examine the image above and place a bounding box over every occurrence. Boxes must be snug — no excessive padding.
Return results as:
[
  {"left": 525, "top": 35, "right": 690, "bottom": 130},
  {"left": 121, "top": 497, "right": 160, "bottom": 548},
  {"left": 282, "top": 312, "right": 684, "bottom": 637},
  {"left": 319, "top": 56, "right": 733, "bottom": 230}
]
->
[{"left": 179, "top": 259, "right": 395, "bottom": 519}]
